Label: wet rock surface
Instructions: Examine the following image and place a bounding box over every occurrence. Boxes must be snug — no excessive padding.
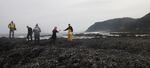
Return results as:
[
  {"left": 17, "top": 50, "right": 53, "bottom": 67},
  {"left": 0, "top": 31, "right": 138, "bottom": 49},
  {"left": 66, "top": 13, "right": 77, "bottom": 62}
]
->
[{"left": 0, "top": 37, "right": 150, "bottom": 68}]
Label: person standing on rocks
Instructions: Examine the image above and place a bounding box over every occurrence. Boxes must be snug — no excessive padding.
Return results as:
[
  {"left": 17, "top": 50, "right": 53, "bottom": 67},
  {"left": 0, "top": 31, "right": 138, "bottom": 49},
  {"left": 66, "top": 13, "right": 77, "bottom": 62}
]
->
[
  {"left": 26, "top": 26, "right": 33, "bottom": 42},
  {"left": 33, "top": 24, "right": 41, "bottom": 44},
  {"left": 51, "top": 26, "right": 59, "bottom": 45},
  {"left": 8, "top": 21, "right": 16, "bottom": 39},
  {"left": 64, "top": 24, "right": 73, "bottom": 44}
]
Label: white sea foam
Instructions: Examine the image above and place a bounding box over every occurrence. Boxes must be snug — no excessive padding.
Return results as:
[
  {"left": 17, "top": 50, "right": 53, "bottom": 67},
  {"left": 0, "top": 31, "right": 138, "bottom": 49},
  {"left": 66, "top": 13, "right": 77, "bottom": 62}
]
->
[
  {"left": 2, "top": 32, "right": 148, "bottom": 40},
  {"left": 83, "top": 31, "right": 110, "bottom": 36}
]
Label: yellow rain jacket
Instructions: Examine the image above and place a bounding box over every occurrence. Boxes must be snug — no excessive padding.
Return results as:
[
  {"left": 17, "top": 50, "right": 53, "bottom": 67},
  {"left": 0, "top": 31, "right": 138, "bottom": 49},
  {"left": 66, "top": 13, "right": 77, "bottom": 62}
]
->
[
  {"left": 8, "top": 23, "right": 16, "bottom": 30},
  {"left": 68, "top": 29, "right": 73, "bottom": 42}
]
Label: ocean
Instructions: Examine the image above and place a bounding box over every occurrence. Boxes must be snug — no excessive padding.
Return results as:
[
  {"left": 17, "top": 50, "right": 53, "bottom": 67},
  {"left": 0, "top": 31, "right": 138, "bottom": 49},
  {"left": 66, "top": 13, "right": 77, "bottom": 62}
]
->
[
  {"left": 0, "top": 32, "right": 111, "bottom": 39},
  {"left": 2, "top": 32, "right": 148, "bottom": 40}
]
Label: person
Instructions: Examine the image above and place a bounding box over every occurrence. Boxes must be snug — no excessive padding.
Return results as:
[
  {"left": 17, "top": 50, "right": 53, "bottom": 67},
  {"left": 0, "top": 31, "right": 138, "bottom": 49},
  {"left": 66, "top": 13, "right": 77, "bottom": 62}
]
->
[
  {"left": 33, "top": 24, "right": 41, "bottom": 44},
  {"left": 27, "top": 26, "right": 33, "bottom": 42},
  {"left": 8, "top": 21, "right": 16, "bottom": 39},
  {"left": 51, "top": 27, "right": 59, "bottom": 44},
  {"left": 64, "top": 24, "right": 73, "bottom": 44}
]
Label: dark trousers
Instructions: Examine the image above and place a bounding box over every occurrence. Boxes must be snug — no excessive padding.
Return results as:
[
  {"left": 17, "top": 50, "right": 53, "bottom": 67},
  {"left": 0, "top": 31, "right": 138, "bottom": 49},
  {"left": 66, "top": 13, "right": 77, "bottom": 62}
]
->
[
  {"left": 51, "top": 38, "right": 56, "bottom": 45},
  {"left": 27, "top": 33, "right": 32, "bottom": 41},
  {"left": 51, "top": 35, "right": 57, "bottom": 45},
  {"left": 34, "top": 34, "right": 40, "bottom": 44},
  {"left": 9, "top": 29, "right": 14, "bottom": 39}
]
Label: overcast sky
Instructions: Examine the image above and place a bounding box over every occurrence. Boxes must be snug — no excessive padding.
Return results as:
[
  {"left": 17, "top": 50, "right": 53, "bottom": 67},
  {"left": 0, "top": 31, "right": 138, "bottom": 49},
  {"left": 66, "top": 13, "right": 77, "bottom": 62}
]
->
[{"left": 0, "top": 0, "right": 150, "bottom": 34}]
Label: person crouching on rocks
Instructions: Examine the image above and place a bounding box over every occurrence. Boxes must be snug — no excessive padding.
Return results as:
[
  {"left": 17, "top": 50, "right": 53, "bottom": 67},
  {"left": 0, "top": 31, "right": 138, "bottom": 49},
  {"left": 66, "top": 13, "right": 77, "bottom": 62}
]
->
[
  {"left": 33, "top": 24, "right": 41, "bottom": 45},
  {"left": 51, "top": 26, "right": 60, "bottom": 45},
  {"left": 64, "top": 24, "right": 73, "bottom": 45},
  {"left": 8, "top": 21, "right": 16, "bottom": 39},
  {"left": 26, "top": 26, "right": 33, "bottom": 42}
]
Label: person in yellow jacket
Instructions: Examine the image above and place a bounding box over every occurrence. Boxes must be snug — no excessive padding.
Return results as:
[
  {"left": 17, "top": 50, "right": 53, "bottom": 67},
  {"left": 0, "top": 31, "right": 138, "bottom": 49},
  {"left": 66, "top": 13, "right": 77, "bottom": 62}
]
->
[
  {"left": 8, "top": 21, "right": 16, "bottom": 39},
  {"left": 64, "top": 24, "right": 73, "bottom": 43}
]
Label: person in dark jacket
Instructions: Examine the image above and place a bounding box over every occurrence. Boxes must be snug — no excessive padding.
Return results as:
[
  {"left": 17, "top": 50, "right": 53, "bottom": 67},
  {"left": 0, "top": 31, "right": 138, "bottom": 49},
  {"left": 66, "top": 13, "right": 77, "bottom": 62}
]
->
[
  {"left": 27, "top": 26, "right": 33, "bottom": 42},
  {"left": 64, "top": 24, "right": 73, "bottom": 32},
  {"left": 51, "top": 27, "right": 59, "bottom": 44}
]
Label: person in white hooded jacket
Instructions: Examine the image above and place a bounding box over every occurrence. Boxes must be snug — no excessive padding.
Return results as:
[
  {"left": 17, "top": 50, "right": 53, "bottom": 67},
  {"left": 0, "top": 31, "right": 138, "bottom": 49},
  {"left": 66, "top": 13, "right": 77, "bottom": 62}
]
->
[{"left": 33, "top": 24, "right": 41, "bottom": 44}]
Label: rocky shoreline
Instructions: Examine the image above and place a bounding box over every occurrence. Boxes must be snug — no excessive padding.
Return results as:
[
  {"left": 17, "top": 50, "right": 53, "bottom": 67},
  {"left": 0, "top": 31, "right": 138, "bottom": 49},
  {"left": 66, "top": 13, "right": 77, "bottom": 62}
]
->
[{"left": 0, "top": 37, "right": 150, "bottom": 68}]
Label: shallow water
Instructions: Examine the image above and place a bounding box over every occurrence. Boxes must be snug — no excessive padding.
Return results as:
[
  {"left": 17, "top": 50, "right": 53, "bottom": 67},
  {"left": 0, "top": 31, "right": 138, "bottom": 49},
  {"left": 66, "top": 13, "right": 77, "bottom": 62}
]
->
[
  {"left": 0, "top": 33, "right": 95, "bottom": 40},
  {"left": 0, "top": 32, "right": 103, "bottom": 39},
  {"left": 1, "top": 32, "right": 148, "bottom": 40}
]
